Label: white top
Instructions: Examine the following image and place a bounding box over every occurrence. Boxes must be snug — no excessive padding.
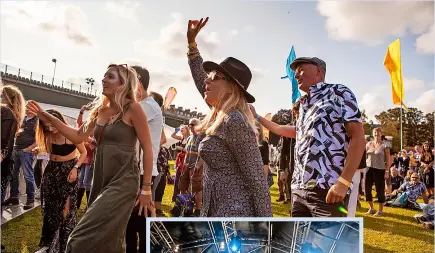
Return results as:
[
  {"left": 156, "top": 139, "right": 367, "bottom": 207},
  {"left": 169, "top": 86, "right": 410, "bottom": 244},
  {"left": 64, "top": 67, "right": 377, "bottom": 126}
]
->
[{"left": 136, "top": 97, "right": 163, "bottom": 176}]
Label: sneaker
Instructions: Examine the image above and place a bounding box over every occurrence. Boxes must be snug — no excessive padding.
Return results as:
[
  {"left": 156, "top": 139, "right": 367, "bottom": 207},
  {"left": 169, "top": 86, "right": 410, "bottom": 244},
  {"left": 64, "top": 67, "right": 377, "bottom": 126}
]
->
[
  {"left": 23, "top": 201, "right": 35, "bottom": 210},
  {"left": 35, "top": 246, "right": 49, "bottom": 253},
  {"left": 35, "top": 188, "right": 41, "bottom": 200},
  {"left": 414, "top": 214, "right": 426, "bottom": 224},
  {"left": 2, "top": 198, "right": 19, "bottom": 206},
  {"left": 276, "top": 196, "right": 285, "bottom": 202},
  {"left": 365, "top": 208, "right": 376, "bottom": 215}
]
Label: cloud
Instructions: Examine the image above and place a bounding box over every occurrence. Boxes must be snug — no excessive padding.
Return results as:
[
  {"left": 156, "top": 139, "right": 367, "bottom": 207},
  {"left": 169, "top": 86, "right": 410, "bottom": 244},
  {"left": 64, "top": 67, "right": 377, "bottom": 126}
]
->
[
  {"left": 409, "top": 89, "right": 435, "bottom": 114},
  {"left": 403, "top": 77, "right": 428, "bottom": 92},
  {"left": 1, "top": 2, "right": 93, "bottom": 46},
  {"left": 317, "top": 1, "right": 434, "bottom": 47},
  {"left": 104, "top": 1, "right": 140, "bottom": 23},
  {"left": 244, "top": 25, "right": 255, "bottom": 33},
  {"left": 416, "top": 24, "right": 435, "bottom": 54},
  {"left": 133, "top": 13, "right": 220, "bottom": 59},
  {"left": 228, "top": 29, "right": 239, "bottom": 39},
  {"left": 359, "top": 91, "right": 390, "bottom": 122}
]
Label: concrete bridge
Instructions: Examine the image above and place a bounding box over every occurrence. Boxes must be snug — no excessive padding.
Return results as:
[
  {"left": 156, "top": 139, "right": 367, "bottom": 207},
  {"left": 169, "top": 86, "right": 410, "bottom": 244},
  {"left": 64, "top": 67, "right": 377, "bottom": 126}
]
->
[{"left": 1, "top": 63, "right": 204, "bottom": 128}]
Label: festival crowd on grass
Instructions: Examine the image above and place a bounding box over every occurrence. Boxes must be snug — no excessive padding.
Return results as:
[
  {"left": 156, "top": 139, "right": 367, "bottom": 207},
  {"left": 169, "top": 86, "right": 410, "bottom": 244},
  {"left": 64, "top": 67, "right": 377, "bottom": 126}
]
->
[{"left": 1, "top": 17, "right": 434, "bottom": 253}]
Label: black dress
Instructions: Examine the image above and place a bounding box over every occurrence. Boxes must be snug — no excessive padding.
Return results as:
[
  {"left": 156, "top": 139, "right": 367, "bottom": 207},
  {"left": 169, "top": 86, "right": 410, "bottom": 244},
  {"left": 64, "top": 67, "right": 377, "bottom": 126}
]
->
[{"left": 1, "top": 106, "right": 18, "bottom": 201}]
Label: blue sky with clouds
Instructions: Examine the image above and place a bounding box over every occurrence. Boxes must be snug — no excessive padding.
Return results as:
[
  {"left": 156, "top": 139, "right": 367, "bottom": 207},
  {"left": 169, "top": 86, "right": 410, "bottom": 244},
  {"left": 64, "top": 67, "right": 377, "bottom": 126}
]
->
[{"left": 1, "top": 1, "right": 433, "bottom": 121}]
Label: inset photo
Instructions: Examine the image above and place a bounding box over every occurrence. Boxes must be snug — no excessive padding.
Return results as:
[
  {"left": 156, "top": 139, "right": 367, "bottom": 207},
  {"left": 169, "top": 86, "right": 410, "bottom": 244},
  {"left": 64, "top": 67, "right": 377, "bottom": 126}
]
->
[{"left": 147, "top": 218, "right": 362, "bottom": 253}]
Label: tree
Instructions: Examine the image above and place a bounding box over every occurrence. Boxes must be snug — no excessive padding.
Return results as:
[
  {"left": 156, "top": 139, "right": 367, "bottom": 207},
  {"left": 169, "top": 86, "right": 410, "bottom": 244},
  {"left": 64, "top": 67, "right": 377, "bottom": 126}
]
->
[
  {"left": 403, "top": 108, "right": 425, "bottom": 147},
  {"left": 421, "top": 111, "right": 435, "bottom": 145},
  {"left": 361, "top": 110, "right": 373, "bottom": 135},
  {"left": 375, "top": 108, "right": 402, "bottom": 152}
]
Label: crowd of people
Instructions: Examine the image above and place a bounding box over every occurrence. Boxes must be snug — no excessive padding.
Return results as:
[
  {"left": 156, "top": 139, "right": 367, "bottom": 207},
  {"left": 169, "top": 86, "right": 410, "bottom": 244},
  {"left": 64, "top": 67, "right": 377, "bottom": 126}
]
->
[{"left": 0, "top": 16, "right": 434, "bottom": 253}]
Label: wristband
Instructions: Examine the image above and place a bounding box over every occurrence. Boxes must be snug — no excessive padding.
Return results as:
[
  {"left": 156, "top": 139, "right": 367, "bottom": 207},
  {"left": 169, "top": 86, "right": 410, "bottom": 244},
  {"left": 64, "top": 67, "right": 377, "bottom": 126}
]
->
[
  {"left": 337, "top": 176, "right": 351, "bottom": 188},
  {"left": 73, "top": 164, "right": 80, "bottom": 169},
  {"left": 141, "top": 189, "right": 152, "bottom": 196},
  {"left": 255, "top": 114, "right": 261, "bottom": 120}
]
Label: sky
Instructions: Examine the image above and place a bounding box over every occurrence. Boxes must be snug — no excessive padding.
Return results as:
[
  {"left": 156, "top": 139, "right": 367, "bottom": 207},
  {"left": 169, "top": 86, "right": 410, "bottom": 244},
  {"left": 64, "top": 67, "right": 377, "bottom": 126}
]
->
[{"left": 1, "top": 1, "right": 434, "bottom": 122}]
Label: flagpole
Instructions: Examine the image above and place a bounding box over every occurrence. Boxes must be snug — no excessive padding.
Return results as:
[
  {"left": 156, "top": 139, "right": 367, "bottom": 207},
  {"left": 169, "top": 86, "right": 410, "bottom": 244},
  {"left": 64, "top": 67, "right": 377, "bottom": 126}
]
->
[{"left": 400, "top": 39, "right": 403, "bottom": 151}]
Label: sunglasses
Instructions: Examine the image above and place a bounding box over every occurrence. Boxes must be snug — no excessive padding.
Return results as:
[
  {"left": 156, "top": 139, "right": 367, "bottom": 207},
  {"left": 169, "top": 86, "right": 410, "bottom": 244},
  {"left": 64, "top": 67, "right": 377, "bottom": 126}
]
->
[
  {"left": 108, "top": 64, "right": 129, "bottom": 84},
  {"left": 207, "top": 71, "right": 226, "bottom": 82},
  {"left": 188, "top": 123, "right": 196, "bottom": 127},
  {"left": 411, "top": 177, "right": 419, "bottom": 179}
]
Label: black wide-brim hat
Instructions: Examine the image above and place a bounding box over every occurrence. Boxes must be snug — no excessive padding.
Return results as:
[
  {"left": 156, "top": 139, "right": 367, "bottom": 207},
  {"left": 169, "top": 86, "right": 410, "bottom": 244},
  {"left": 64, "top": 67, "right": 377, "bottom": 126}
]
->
[{"left": 203, "top": 57, "right": 255, "bottom": 103}]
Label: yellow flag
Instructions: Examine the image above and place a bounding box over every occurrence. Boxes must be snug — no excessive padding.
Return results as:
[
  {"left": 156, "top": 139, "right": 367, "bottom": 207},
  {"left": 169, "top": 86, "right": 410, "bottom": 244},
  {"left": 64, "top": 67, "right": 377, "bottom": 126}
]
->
[
  {"left": 263, "top": 113, "right": 272, "bottom": 140},
  {"left": 383, "top": 39, "right": 408, "bottom": 110}
]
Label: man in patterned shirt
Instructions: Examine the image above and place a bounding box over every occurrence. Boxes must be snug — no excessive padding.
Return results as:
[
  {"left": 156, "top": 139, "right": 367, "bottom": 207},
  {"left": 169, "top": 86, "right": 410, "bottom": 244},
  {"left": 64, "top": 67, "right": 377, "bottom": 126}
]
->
[{"left": 251, "top": 57, "right": 366, "bottom": 217}]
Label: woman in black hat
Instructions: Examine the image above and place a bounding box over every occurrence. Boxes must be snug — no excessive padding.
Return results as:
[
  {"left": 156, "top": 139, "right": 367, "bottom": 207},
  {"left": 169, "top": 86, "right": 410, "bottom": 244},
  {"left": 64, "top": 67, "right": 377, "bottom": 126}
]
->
[{"left": 185, "top": 17, "right": 272, "bottom": 217}]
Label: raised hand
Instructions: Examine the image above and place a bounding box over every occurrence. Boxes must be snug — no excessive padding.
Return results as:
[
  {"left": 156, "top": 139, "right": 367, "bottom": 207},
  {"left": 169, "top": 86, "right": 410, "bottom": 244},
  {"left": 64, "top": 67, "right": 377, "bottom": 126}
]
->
[
  {"left": 249, "top": 104, "right": 257, "bottom": 118},
  {"left": 26, "top": 100, "right": 44, "bottom": 117},
  {"left": 187, "top": 17, "right": 209, "bottom": 43}
]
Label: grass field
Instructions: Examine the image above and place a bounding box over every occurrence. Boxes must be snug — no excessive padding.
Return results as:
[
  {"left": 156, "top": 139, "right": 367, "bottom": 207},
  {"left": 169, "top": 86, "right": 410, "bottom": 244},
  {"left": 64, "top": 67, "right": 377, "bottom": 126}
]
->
[{"left": 1, "top": 175, "right": 434, "bottom": 253}]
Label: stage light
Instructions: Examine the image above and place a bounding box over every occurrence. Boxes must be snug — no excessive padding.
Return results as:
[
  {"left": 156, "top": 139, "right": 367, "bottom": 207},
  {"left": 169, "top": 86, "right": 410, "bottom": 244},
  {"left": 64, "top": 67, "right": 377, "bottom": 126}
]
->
[
  {"left": 229, "top": 236, "right": 241, "bottom": 252},
  {"left": 220, "top": 242, "right": 225, "bottom": 250}
]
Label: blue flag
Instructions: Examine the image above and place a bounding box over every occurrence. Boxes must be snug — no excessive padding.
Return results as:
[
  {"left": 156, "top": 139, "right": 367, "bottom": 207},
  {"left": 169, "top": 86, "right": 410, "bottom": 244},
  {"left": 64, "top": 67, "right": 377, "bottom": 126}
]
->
[{"left": 281, "top": 46, "right": 301, "bottom": 104}]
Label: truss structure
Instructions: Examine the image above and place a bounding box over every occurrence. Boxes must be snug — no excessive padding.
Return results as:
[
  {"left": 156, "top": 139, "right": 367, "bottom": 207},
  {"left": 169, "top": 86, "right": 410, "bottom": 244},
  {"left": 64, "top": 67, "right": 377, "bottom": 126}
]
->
[{"left": 149, "top": 221, "right": 359, "bottom": 253}]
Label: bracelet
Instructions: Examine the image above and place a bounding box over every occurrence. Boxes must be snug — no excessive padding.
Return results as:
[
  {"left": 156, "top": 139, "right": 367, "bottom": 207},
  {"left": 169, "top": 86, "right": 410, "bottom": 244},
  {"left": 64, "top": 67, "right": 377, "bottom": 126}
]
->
[
  {"left": 79, "top": 111, "right": 84, "bottom": 114},
  {"left": 187, "top": 51, "right": 199, "bottom": 56},
  {"left": 188, "top": 41, "right": 197, "bottom": 48},
  {"left": 255, "top": 114, "right": 261, "bottom": 120},
  {"left": 142, "top": 182, "right": 153, "bottom": 187},
  {"left": 337, "top": 176, "right": 351, "bottom": 188},
  {"left": 141, "top": 189, "right": 152, "bottom": 196},
  {"left": 73, "top": 164, "right": 79, "bottom": 169}
]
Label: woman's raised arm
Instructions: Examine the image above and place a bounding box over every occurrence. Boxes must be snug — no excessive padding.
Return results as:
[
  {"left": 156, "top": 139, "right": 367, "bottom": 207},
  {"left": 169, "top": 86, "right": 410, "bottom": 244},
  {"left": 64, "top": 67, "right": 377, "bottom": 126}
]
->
[{"left": 27, "top": 100, "right": 94, "bottom": 144}]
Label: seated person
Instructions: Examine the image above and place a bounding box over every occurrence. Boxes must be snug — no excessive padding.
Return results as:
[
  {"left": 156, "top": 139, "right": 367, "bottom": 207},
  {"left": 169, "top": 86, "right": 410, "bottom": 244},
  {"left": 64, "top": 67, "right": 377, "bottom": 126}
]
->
[
  {"left": 390, "top": 167, "right": 404, "bottom": 192},
  {"left": 415, "top": 196, "right": 434, "bottom": 230},
  {"left": 391, "top": 172, "right": 429, "bottom": 205}
]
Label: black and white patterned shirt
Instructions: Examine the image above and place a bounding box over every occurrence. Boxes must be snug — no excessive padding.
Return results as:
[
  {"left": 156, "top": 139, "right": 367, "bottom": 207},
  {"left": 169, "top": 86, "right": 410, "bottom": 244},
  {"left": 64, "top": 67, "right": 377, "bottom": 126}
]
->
[{"left": 292, "top": 82, "right": 362, "bottom": 190}]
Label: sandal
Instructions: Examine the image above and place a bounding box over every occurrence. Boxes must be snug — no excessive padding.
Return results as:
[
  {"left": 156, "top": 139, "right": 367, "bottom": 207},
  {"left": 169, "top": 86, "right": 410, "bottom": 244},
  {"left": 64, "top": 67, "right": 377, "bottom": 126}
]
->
[{"left": 365, "top": 208, "right": 376, "bottom": 215}]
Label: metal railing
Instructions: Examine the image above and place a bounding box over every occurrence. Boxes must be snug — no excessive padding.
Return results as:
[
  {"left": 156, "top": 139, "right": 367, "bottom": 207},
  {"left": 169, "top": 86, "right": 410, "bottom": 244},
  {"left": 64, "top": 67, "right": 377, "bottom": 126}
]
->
[{"left": 0, "top": 63, "right": 98, "bottom": 97}]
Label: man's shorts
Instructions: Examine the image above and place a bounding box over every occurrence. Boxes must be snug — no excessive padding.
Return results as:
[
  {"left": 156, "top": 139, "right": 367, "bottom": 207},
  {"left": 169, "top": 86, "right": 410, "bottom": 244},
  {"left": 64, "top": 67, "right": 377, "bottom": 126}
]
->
[{"left": 179, "top": 159, "right": 204, "bottom": 193}]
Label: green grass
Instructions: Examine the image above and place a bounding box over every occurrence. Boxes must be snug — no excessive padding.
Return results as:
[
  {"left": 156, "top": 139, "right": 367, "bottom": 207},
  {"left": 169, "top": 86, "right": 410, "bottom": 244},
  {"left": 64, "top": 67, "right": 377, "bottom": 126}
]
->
[{"left": 1, "top": 175, "right": 434, "bottom": 253}]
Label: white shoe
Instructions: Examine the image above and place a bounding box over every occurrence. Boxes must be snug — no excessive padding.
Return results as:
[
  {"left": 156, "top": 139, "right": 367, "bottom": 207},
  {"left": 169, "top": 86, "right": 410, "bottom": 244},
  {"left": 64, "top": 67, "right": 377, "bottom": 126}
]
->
[
  {"left": 35, "top": 246, "right": 49, "bottom": 253},
  {"left": 35, "top": 188, "right": 41, "bottom": 200}
]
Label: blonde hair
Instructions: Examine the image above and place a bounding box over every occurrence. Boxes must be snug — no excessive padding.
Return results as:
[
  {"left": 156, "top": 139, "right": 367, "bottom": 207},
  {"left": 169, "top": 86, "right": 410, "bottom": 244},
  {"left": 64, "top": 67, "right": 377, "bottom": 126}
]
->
[
  {"left": 1, "top": 84, "right": 25, "bottom": 131},
  {"left": 255, "top": 121, "right": 264, "bottom": 145},
  {"left": 87, "top": 64, "right": 139, "bottom": 126},
  {"left": 198, "top": 81, "right": 256, "bottom": 135},
  {"left": 36, "top": 109, "right": 69, "bottom": 153}
]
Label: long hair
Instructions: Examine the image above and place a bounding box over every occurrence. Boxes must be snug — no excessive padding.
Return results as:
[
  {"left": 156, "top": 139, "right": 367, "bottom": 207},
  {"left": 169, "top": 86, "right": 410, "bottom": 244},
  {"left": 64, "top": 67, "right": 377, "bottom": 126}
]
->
[
  {"left": 86, "top": 64, "right": 139, "bottom": 126},
  {"left": 198, "top": 81, "right": 256, "bottom": 135},
  {"left": 1, "top": 84, "right": 25, "bottom": 131},
  {"left": 36, "top": 109, "right": 68, "bottom": 153},
  {"left": 255, "top": 121, "right": 265, "bottom": 145}
]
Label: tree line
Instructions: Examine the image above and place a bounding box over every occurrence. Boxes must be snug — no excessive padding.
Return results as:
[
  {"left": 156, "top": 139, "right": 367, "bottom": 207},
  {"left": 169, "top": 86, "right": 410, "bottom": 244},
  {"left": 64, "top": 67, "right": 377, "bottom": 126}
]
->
[{"left": 362, "top": 108, "right": 435, "bottom": 152}]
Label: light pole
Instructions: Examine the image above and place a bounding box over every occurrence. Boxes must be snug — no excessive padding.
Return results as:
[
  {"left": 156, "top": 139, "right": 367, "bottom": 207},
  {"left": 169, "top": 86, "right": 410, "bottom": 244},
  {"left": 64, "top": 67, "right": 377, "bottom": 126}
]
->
[{"left": 52, "top": 58, "right": 57, "bottom": 86}]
